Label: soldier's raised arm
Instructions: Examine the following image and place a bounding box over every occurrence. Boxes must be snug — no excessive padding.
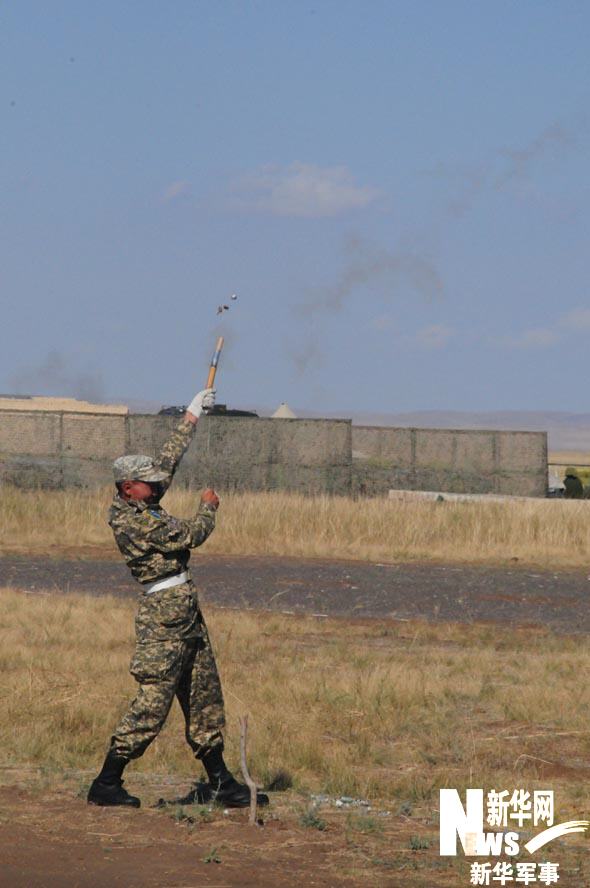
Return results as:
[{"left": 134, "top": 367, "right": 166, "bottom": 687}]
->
[
  {"left": 124, "top": 490, "right": 218, "bottom": 555},
  {"left": 155, "top": 388, "right": 216, "bottom": 490}
]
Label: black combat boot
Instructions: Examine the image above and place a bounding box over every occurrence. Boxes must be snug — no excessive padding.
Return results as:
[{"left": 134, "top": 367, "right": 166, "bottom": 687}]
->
[
  {"left": 87, "top": 750, "right": 141, "bottom": 808},
  {"left": 200, "top": 746, "right": 269, "bottom": 808}
]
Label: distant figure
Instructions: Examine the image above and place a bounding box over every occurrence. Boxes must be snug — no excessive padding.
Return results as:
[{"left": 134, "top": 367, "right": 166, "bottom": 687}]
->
[{"left": 563, "top": 467, "right": 584, "bottom": 499}]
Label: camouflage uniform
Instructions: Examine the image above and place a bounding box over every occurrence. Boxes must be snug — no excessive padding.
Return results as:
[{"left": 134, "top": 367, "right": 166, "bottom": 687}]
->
[
  {"left": 108, "top": 420, "right": 225, "bottom": 760},
  {"left": 564, "top": 468, "right": 584, "bottom": 500}
]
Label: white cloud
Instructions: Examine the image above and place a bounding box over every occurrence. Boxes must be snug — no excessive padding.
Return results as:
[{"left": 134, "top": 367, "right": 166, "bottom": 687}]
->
[
  {"left": 162, "top": 180, "right": 192, "bottom": 202},
  {"left": 559, "top": 307, "right": 590, "bottom": 330},
  {"left": 522, "top": 327, "right": 559, "bottom": 347},
  {"left": 500, "top": 306, "right": 590, "bottom": 349},
  {"left": 503, "top": 327, "right": 560, "bottom": 349},
  {"left": 413, "top": 324, "right": 454, "bottom": 349},
  {"left": 233, "top": 162, "right": 379, "bottom": 217}
]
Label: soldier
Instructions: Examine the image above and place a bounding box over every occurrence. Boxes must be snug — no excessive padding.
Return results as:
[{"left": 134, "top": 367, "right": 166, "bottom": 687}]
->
[
  {"left": 87, "top": 387, "right": 269, "bottom": 809},
  {"left": 563, "top": 467, "right": 584, "bottom": 499}
]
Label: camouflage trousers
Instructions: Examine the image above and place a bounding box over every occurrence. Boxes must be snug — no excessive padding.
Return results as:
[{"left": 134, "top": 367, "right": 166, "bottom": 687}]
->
[{"left": 110, "top": 582, "right": 225, "bottom": 760}]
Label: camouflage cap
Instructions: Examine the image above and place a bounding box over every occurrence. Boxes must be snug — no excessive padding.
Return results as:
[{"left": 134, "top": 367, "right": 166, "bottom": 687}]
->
[
  {"left": 565, "top": 466, "right": 578, "bottom": 477},
  {"left": 113, "top": 454, "right": 169, "bottom": 483}
]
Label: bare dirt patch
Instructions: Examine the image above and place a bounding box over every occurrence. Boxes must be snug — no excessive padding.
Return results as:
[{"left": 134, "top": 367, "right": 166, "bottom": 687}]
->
[
  {"left": 0, "top": 786, "right": 345, "bottom": 888},
  {"left": 0, "top": 779, "right": 452, "bottom": 888}
]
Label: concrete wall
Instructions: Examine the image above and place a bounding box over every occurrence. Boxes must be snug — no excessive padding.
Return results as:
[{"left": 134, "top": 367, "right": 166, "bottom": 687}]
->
[
  {"left": 0, "top": 411, "right": 352, "bottom": 494},
  {"left": 352, "top": 426, "right": 548, "bottom": 497}
]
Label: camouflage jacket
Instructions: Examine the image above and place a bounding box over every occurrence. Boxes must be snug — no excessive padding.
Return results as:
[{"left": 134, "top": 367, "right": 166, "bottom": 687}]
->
[
  {"left": 564, "top": 475, "right": 584, "bottom": 499},
  {"left": 108, "top": 419, "right": 216, "bottom": 584}
]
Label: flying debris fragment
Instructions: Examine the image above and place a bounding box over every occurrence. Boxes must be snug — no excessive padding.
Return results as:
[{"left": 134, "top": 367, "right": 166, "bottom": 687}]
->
[{"left": 215, "top": 294, "right": 238, "bottom": 315}]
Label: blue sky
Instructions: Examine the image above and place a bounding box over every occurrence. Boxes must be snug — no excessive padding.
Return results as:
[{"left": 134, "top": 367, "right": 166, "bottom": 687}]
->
[{"left": 1, "top": 1, "right": 588, "bottom": 414}]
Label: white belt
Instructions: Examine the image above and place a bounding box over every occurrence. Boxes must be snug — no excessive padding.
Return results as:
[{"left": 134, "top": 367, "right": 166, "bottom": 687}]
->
[{"left": 143, "top": 571, "right": 189, "bottom": 595}]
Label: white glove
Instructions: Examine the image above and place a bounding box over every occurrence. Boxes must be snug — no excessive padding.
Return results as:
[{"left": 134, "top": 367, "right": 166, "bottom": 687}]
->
[{"left": 187, "top": 388, "right": 216, "bottom": 418}]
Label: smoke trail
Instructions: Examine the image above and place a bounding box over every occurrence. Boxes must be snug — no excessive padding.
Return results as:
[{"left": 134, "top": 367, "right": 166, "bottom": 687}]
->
[
  {"left": 289, "top": 236, "right": 443, "bottom": 372},
  {"left": 495, "top": 123, "right": 574, "bottom": 188},
  {"left": 8, "top": 351, "right": 105, "bottom": 402},
  {"left": 289, "top": 120, "right": 577, "bottom": 374},
  {"left": 435, "top": 120, "right": 578, "bottom": 218},
  {"left": 288, "top": 336, "right": 323, "bottom": 376},
  {"left": 297, "top": 236, "right": 442, "bottom": 320}
]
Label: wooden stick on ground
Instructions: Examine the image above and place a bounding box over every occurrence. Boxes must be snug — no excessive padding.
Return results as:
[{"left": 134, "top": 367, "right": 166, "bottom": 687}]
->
[{"left": 238, "top": 714, "right": 258, "bottom": 826}]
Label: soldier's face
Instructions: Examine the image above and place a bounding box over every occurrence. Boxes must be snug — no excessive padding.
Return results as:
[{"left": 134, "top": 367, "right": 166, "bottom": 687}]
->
[{"left": 121, "top": 480, "right": 158, "bottom": 502}]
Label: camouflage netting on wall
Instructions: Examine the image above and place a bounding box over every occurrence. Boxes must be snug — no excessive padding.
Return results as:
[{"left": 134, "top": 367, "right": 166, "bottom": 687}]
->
[
  {"left": 352, "top": 426, "right": 547, "bottom": 497},
  {"left": 0, "top": 412, "right": 352, "bottom": 494},
  {"left": 0, "top": 411, "right": 547, "bottom": 496}
]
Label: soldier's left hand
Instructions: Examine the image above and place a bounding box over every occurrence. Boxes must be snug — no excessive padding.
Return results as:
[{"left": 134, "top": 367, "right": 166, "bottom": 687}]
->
[{"left": 186, "top": 388, "right": 216, "bottom": 421}]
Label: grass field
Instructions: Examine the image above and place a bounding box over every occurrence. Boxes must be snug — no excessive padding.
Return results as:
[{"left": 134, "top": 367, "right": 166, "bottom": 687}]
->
[
  {"left": 3, "top": 586, "right": 590, "bottom": 803},
  {"left": 2, "top": 485, "right": 590, "bottom": 567},
  {"left": 3, "top": 586, "right": 590, "bottom": 883}
]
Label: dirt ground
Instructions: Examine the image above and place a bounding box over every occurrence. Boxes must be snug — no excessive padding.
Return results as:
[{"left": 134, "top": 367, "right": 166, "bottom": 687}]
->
[
  {"left": 0, "top": 774, "right": 463, "bottom": 888},
  {"left": 1, "top": 553, "right": 590, "bottom": 633},
  {"left": 2, "top": 761, "right": 588, "bottom": 888},
  {"left": 0, "top": 787, "right": 348, "bottom": 888}
]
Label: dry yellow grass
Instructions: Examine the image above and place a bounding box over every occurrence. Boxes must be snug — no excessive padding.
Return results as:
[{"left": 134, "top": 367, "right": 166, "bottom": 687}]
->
[
  {"left": 5, "top": 587, "right": 590, "bottom": 885},
  {"left": 2, "top": 485, "right": 590, "bottom": 567},
  {"left": 549, "top": 451, "right": 590, "bottom": 467},
  {"left": 2, "top": 585, "right": 590, "bottom": 817}
]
